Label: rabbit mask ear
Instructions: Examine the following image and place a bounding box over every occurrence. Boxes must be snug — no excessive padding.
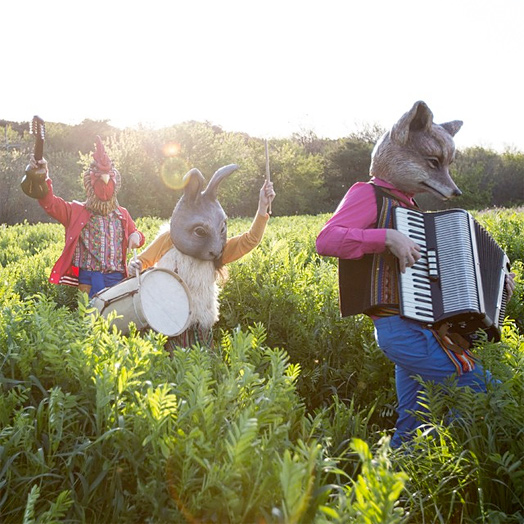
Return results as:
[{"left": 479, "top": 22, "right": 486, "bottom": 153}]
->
[
  {"left": 202, "top": 164, "right": 239, "bottom": 200},
  {"left": 182, "top": 168, "right": 206, "bottom": 201}
]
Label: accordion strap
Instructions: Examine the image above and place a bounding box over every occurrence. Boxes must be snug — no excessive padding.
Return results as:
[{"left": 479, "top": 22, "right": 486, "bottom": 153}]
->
[
  {"left": 435, "top": 323, "right": 471, "bottom": 354},
  {"left": 431, "top": 323, "right": 476, "bottom": 375}
]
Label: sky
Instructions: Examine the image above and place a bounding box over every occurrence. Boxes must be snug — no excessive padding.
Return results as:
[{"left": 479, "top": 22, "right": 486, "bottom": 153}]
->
[{"left": 2, "top": 0, "right": 523, "bottom": 152}]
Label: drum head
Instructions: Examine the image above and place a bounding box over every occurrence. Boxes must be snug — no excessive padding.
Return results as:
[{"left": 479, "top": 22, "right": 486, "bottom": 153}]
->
[{"left": 139, "top": 269, "right": 192, "bottom": 336}]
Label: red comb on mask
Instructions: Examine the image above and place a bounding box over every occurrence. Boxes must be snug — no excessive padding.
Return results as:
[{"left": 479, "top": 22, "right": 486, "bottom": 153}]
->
[{"left": 93, "top": 135, "right": 112, "bottom": 173}]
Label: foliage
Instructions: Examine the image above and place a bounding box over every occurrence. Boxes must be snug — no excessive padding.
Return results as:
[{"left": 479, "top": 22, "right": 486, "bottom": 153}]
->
[
  {"left": 218, "top": 214, "right": 396, "bottom": 419},
  {"left": 394, "top": 321, "right": 524, "bottom": 523},
  {"left": 451, "top": 147, "right": 500, "bottom": 210},
  {"left": 322, "top": 138, "right": 373, "bottom": 210},
  {"left": 492, "top": 150, "right": 524, "bottom": 207},
  {"left": 0, "top": 293, "right": 332, "bottom": 522},
  {"left": 267, "top": 141, "right": 326, "bottom": 215},
  {"left": 2, "top": 119, "right": 523, "bottom": 226},
  {"left": 0, "top": 209, "right": 523, "bottom": 522},
  {"left": 336, "top": 438, "right": 408, "bottom": 523}
]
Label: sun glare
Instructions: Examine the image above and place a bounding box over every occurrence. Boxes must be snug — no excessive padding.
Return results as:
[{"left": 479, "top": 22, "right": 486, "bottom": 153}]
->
[{"left": 162, "top": 142, "right": 182, "bottom": 158}]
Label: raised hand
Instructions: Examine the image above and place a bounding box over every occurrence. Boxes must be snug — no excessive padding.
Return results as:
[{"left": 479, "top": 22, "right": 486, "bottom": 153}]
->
[{"left": 257, "top": 180, "right": 276, "bottom": 216}]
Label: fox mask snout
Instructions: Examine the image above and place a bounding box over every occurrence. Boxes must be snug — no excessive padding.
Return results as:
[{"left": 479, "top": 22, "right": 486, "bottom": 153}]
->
[{"left": 370, "top": 101, "right": 463, "bottom": 200}]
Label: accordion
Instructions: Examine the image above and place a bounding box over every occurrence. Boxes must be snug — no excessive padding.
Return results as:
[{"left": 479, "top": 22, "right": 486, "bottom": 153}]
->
[{"left": 393, "top": 207, "right": 511, "bottom": 341}]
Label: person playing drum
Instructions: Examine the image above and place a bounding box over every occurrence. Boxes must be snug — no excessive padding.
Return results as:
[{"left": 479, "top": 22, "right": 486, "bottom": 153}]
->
[
  {"left": 129, "top": 179, "right": 276, "bottom": 350},
  {"left": 26, "top": 137, "right": 145, "bottom": 298}
]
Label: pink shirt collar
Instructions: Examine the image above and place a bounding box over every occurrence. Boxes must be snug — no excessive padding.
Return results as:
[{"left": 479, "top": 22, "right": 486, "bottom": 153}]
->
[{"left": 370, "top": 177, "right": 416, "bottom": 203}]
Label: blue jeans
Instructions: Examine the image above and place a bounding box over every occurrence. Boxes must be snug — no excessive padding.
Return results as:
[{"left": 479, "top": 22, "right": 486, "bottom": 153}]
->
[
  {"left": 374, "top": 315, "right": 491, "bottom": 448},
  {"left": 78, "top": 269, "right": 125, "bottom": 298}
]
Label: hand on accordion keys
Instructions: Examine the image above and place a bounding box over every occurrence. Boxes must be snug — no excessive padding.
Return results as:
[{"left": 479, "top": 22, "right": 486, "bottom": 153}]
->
[{"left": 385, "top": 229, "right": 422, "bottom": 273}]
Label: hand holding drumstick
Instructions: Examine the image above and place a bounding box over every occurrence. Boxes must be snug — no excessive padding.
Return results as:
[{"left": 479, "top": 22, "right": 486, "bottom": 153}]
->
[{"left": 257, "top": 179, "right": 276, "bottom": 217}]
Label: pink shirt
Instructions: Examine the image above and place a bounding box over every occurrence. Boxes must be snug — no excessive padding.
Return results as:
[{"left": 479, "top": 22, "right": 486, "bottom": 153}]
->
[{"left": 316, "top": 177, "right": 416, "bottom": 259}]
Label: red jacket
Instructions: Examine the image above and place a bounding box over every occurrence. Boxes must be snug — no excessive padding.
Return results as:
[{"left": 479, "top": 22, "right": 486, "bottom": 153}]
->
[{"left": 38, "top": 178, "right": 145, "bottom": 286}]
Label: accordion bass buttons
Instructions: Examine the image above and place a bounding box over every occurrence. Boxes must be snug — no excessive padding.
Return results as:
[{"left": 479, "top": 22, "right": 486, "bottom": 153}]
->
[{"left": 427, "top": 249, "right": 439, "bottom": 281}]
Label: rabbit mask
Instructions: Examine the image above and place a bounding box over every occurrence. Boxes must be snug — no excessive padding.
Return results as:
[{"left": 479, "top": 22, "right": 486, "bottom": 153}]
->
[{"left": 170, "top": 164, "right": 239, "bottom": 262}]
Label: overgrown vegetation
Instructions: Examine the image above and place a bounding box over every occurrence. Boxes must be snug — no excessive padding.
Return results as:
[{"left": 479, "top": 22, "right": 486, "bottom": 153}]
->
[
  {"left": 1, "top": 119, "right": 523, "bottom": 225},
  {"left": 0, "top": 209, "right": 523, "bottom": 522}
]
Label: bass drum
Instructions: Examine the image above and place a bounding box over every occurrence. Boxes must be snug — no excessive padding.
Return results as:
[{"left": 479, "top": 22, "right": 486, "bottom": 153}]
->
[{"left": 91, "top": 268, "right": 192, "bottom": 337}]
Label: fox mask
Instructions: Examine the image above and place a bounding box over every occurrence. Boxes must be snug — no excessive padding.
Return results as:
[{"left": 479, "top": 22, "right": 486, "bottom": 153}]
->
[{"left": 370, "top": 101, "right": 463, "bottom": 200}]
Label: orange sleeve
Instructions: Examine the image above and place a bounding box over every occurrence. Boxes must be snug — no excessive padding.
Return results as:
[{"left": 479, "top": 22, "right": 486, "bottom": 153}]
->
[
  {"left": 137, "top": 230, "right": 174, "bottom": 270},
  {"left": 222, "top": 213, "right": 269, "bottom": 264}
]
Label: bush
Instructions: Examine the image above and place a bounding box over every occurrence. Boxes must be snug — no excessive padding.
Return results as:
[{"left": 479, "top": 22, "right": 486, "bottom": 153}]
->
[
  {"left": 1, "top": 210, "right": 523, "bottom": 522},
  {"left": 395, "top": 320, "right": 524, "bottom": 522}
]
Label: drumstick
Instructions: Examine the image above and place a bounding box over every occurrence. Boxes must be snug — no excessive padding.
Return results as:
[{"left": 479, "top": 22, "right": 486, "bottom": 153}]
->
[
  {"left": 133, "top": 249, "right": 141, "bottom": 286},
  {"left": 265, "top": 139, "right": 272, "bottom": 215}
]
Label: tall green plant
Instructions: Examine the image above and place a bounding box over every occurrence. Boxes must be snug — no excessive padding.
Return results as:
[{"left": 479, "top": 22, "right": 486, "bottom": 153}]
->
[
  {"left": 395, "top": 321, "right": 524, "bottom": 523},
  {"left": 1, "top": 211, "right": 523, "bottom": 522}
]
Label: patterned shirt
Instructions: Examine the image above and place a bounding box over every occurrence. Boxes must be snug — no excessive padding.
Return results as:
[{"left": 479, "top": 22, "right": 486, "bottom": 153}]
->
[{"left": 73, "top": 211, "right": 125, "bottom": 272}]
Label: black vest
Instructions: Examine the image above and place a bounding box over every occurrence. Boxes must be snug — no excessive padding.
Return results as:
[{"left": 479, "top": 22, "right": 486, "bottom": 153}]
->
[{"left": 338, "top": 184, "right": 416, "bottom": 317}]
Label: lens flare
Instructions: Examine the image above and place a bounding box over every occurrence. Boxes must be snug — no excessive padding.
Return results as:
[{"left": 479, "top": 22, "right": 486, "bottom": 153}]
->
[
  {"left": 160, "top": 156, "right": 189, "bottom": 190},
  {"left": 160, "top": 142, "right": 188, "bottom": 189},
  {"left": 162, "top": 141, "right": 181, "bottom": 157}
]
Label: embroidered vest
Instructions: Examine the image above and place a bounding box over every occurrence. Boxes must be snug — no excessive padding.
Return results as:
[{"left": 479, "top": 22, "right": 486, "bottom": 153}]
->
[{"left": 338, "top": 184, "right": 417, "bottom": 317}]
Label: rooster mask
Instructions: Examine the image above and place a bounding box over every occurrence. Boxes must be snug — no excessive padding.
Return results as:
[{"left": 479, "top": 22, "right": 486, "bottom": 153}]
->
[{"left": 84, "top": 136, "right": 122, "bottom": 215}]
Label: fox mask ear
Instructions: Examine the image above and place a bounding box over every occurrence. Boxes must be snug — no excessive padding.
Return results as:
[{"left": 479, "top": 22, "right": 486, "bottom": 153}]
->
[
  {"left": 391, "top": 101, "right": 433, "bottom": 145},
  {"left": 440, "top": 120, "right": 463, "bottom": 137}
]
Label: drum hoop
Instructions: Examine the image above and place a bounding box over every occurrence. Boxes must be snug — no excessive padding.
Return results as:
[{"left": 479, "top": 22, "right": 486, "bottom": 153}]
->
[{"left": 96, "top": 289, "right": 139, "bottom": 315}]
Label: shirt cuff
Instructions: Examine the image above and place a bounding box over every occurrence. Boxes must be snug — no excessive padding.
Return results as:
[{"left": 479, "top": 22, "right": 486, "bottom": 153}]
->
[{"left": 361, "top": 228, "right": 387, "bottom": 253}]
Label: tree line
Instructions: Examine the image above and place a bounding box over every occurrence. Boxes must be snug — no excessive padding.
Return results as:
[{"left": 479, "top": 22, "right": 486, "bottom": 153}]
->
[{"left": 1, "top": 118, "right": 523, "bottom": 225}]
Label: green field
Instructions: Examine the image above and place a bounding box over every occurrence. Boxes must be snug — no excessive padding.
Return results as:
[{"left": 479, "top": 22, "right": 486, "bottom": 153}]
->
[{"left": 0, "top": 210, "right": 523, "bottom": 523}]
